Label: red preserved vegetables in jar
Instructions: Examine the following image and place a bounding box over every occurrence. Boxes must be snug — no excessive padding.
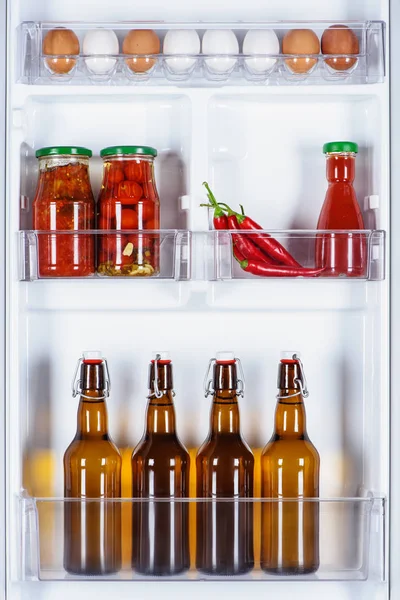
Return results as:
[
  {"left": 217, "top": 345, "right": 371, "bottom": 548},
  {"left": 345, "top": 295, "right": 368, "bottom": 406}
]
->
[
  {"left": 97, "top": 146, "right": 160, "bottom": 277},
  {"left": 33, "top": 146, "right": 95, "bottom": 277}
]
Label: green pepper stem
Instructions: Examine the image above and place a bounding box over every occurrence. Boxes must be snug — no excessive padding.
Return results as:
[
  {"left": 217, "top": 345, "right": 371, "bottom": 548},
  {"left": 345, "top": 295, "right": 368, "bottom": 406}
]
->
[
  {"left": 202, "top": 182, "right": 245, "bottom": 222},
  {"left": 202, "top": 182, "right": 219, "bottom": 208}
]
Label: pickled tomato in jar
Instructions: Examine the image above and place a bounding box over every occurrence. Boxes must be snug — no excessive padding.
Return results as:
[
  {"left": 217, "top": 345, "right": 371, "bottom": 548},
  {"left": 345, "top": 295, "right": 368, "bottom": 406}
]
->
[{"left": 97, "top": 146, "right": 160, "bottom": 277}]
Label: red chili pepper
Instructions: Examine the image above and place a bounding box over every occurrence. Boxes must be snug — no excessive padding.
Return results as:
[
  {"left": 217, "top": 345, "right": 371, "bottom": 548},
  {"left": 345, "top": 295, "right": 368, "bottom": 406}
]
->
[
  {"left": 202, "top": 182, "right": 276, "bottom": 265},
  {"left": 213, "top": 206, "right": 228, "bottom": 230},
  {"left": 228, "top": 214, "right": 275, "bottom": 264},
  {"left": 200, "top": 189, "right": 228, "bottom": 231},
  {"left": 240, "top": 259, "right": 325, "bottom": 278},
  {"left": 235, "top": 213, "right": 301, "bottom": 268},
  {"left": 202, "top": 183, "right": 301, "bottom": 268},
  {"left": 233, "top": 246, "right": 245, "bottom": 262}
]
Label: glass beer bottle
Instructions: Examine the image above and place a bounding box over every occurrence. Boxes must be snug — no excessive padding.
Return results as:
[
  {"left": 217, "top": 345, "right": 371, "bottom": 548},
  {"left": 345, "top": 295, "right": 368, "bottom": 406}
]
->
[
  {"left": 64, "top": 352, "right": 122, "bottom": 575},
  {"left": 261, "top": 354, "right": 320, "bottom": 574},
  {"left": 131, "top": 353, "right": 190, "bottom": 575},
  {"left": 196, "top": 352, "right": 254, "bottom": 575}
]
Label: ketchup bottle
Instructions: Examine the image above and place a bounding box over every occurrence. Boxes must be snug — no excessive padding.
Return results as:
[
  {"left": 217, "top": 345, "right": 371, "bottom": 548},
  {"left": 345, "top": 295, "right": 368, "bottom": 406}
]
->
[{"left": 316, "top": 141, "right": 366, "bottom": 277}]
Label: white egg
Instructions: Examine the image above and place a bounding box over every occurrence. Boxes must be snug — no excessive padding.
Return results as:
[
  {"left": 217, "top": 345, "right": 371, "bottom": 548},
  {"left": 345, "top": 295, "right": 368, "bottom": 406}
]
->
[
  {"left": 202, "top": 30, "right": 239, "bottom": 74},
  {"left": 163, "top": 29, "right": 200, "bottom": 74},
  {"left": 243, "top": 29, "right": 280, "bottom": 73},
  {"left": 83, "top": 29, "right": 119, "bottom": 75}
]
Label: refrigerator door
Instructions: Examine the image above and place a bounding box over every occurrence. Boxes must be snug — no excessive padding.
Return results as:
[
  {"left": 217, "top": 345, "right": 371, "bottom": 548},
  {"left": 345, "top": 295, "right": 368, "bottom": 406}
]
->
[{"left": 5, "top": 0, "right": 391, "bottom": 599}]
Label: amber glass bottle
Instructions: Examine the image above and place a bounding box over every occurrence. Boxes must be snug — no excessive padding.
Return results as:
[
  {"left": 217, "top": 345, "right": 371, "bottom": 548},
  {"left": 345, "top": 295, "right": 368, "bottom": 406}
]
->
[
  {"left": 131, "top": 353, "right": 190, "bottom": 575},
  {"left": 63, "top": 352, "right": 122, "bottom": 575},
  {"left": 261, "top": 355, "right": 320, "bottom": 574},
  {"left": 196, "top": 352, "right": 254, "bottom": 575}
]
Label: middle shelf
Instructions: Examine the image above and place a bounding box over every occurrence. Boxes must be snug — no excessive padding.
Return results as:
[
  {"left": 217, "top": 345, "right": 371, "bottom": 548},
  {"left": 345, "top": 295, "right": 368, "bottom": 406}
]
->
[{"left": 19, "top": 229, "right": 386, "bottom": 282}]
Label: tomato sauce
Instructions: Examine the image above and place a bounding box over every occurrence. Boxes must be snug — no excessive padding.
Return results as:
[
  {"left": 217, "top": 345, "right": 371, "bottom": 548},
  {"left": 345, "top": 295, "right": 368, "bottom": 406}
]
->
[
  {"left": 97, "top": 146, "right": 160, "bottom": 277},
  {"left": 32, "top": 147, "right": 95, "bottom": 278},
  {"left": 316, "top": 142, "right": 366, "bottom": 277}
]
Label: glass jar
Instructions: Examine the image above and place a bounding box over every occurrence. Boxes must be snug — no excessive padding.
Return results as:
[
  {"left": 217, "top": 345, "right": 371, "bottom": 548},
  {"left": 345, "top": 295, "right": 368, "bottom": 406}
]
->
[
  {"left": 32, "top": 146, "right": 95, "bottom": 277},
  {"left": 97, "top": 146, "right": 160, "bottom": 277}
]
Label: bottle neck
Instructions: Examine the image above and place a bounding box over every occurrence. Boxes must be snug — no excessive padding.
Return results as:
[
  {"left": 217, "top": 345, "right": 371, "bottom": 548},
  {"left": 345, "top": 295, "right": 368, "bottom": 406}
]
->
[
  {"left": 326, "top": 153, "right": 355, "bottom": 183},
  {"left": 77, "top": 393, "right": 109, "bottom": 438},
  {"left": 274, "top": 393, "right": 307, "bottom": 438},
  {"left": 210, "top": 362, "right": 241, "bottom": 435},
  {"left": 146, "top": 362, "right": 176, "bottom": 435},
  {"left": 75, "top": 361, "right": 109, "bottom": 438},
  {"left": 146, "top": 391, "right": 176, "bottom": 435},
  {"left": 275, "top": 361, "right": 307, "bottom": 438}
]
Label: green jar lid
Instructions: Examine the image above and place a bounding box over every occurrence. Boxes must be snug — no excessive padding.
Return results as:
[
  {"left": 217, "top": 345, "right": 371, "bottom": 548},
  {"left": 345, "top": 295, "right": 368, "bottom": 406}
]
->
[
  {"left": 323, "top": 141, "right": 358, "bottom": 154},
  {"left": 35, "top": 146, "right": 92, "bottom": 158},
  {"left": 100, "top": 145, "right": 158, "bottom": 158}
]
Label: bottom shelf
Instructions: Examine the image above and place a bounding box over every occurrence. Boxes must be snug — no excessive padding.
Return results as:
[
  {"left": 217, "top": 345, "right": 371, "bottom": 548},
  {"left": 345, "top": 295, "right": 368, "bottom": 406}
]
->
[{"left": 19, "top": 494, "right": 385, "bottom": 582}]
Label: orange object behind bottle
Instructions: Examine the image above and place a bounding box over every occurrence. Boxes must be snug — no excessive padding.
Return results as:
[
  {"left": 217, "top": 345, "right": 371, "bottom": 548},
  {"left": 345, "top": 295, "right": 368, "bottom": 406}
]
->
[
  {"left": 316, "top": 141, "right": 366, "bottom": 277},
  {"left": 63, "top": 352, "right": 122, "bottom": 575}
]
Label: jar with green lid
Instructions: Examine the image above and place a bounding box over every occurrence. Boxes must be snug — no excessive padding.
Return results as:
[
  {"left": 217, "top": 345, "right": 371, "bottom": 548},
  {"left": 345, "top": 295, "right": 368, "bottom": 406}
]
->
[
  {"left": 97, "top": 146, "right": 160, "bottom": 277},
  {"left": 33, "top": 146, "right": 95, "bottom": 277}
]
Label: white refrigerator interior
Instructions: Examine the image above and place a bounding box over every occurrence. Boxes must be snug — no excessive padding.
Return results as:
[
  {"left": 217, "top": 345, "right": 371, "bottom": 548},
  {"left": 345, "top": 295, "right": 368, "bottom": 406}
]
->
[{"left": 5, "top": 0, "right": 390, "bottom": 599}]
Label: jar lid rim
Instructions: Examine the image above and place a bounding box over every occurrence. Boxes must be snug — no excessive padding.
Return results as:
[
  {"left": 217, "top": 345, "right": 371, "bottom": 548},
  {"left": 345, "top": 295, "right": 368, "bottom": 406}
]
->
[
  {"left": 36, "top": 146, "right": 92, "bottom": 158},
  {"left": 323, "top": 141, "right": 358, "bottom": 154},
  {"left": 100, "top": 145, "right": 158, "bottom": 158}
]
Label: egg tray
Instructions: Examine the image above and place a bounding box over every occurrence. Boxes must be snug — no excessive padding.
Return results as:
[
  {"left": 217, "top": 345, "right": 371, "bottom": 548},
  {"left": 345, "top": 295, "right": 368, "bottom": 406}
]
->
[{"left": 18, "top": 21, "right": 385, "bottom": 86}]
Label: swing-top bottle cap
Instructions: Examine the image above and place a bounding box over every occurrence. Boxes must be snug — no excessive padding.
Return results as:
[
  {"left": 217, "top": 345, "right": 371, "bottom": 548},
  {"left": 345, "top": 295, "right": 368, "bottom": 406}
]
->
[
  {"left": 216, "top": 351, "right": 236, "bottom": 364},
  {"left": 280, "top": 350, "right": 301, "bottom": 364},
  {"left": 82, "top": 350, "right": 103, "bottom": 365},
  {"left": 73, "top": 351, "right": 110, "bottom": 397},
  {"left": 151, "top": 351, "right": 171, "bottom": 364}
]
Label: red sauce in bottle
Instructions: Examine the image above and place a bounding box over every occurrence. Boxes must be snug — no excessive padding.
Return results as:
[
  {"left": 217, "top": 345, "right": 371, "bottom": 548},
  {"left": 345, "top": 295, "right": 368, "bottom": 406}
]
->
[
  {"left": 316, "top": 142, "right": 366, "bottom": 277},
  {"left": 32, "top": 147, "right": 95, "bottom": 277}
]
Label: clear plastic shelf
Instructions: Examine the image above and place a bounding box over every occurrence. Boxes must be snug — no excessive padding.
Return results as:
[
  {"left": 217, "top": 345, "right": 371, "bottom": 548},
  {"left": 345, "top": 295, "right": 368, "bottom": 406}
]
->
[
  {"left": 18, "top": 494, "right": 385, "bottom": 582},
  {"left": 18, "top": 21, "right": 385, "bottom": 86},
  {"left": 18, "top": 229, "right": 386, "bottom": 282}
]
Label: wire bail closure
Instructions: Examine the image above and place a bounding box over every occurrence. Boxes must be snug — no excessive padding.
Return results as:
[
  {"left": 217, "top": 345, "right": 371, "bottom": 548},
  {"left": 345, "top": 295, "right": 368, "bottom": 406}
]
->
[
  {"left": 150, "top": 353, "right": 164, "bottom": 399},
  {"left": 72, "top": 357, "right": 111, "bottom": 400},
  {"left": 204, "top": 357, "right": 245, "bottom": 398},
  {"left": 148, "top": 354, "right": 175, "bottom": 399},
  {"left": 276, "top": 353, "right": 309, "bottom": 400},
  {"left": 293, "top": 353, "right": 309, "bottom": 398}
]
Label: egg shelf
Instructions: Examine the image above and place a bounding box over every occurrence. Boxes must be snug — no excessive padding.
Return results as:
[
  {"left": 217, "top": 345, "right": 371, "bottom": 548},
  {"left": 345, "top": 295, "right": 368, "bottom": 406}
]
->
[{"left": 18, "top": 21, "right": 385, "bottom": 86}]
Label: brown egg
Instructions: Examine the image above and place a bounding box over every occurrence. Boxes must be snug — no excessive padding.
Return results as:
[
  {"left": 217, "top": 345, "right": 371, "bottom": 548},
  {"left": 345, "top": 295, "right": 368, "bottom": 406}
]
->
[
  {"left": 282, "top": 29, "right": 320, "bottom": 74},
  {"left": 123, "top": 30, "right": 160, "bottom": 73},
  {"left": 43, "top": 28, "right": 80, "bottom": 74},
  {"left": 321, "top": 25, "right": 359, "bottom": 71}
]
